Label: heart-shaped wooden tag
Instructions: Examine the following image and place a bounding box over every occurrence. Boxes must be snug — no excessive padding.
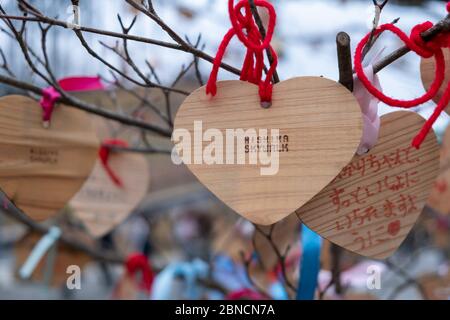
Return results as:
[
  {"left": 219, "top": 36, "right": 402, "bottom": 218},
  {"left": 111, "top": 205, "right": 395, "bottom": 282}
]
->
[
  {"left": 427, "top": 123, "right": 450, "bottom": 215},
  {"left": 420, "top": 50, "right": 450, "bottom": 113},
  {"left": 173, "top": 77, "right": 363, "bottom": 225},
  {"left": 0, "top": 95, "right": 99, "bottom": 221},
  {"left": 69, "top": 153, "right": 150, "bottom": 237},
  {"left": 296, "top": 111, "right": 440, "bottom": 259}
]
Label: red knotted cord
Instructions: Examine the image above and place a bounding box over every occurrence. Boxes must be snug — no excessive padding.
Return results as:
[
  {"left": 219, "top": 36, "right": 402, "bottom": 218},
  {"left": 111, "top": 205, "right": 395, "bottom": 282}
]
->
[
  {"left": 355, "top": 2, "right": 450, "bottom": 149},
  {"left": 98, "top": 139, "right": 128, "bottom": 187},
  {"left": 206, "top": 0, "right": 278, "bottom": 104},
  {"left": 125, "top": 253, "right": 154, "bottom": 293}
]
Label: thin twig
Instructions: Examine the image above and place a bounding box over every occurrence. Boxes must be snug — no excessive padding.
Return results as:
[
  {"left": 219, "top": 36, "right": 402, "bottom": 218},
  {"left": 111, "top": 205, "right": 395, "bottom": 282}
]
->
[
  {"left": 336, "top": 32, "right": 354, "bottom": 92},
  {"left": 0, "top": 13, "right": 240, "bottom": 76},
  {"left": 0, "top": 190, "right": 124, "bottom": 264},
  {"left": 362, "top": 0, "right": 392, "bottom": 59},
  {"left": 385, "top": 259, "right": 428, "bottom": 300},
  {"left": 374, "top": 13, "right": 450, "bottom": 73},
  {"left": 106, "top": 144, "right": 171, "bottom": 155},
  {"left": 248, "top": 0, "right": 280, "bottom": 84},
  {"left": 330, "top": 31, "right": 354, "bottom": 295},
  {"left": 254, "top": 225, "right": 297, "bottom": 293},
  {"left": 239, "top": 251, "right": 272, "bottom": 299}
]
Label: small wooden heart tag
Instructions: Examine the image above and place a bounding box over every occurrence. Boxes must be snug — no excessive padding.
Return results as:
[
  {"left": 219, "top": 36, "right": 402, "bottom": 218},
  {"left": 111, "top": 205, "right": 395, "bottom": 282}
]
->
[
  {"left": 427, "top": 124, "right": 450, "bottom": 215},
  {"left": 0, "top": 95, "right": 99, "bottom": 221},
  {"left": 296, "top": 111, "right": 440, "bottom": 259},
  {"left": 69, "top": 153, "right": 150, "bottom": 237},
  {"left": 420, "top": 50, "right": 450, "bottom": 113},
  {"left": 174, "top": 77, "right": 363, "bottom": 225}
]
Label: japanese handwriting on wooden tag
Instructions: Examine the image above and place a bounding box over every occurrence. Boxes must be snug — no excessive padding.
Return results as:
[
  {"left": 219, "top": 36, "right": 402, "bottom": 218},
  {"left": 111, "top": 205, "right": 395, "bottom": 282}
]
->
[
  {"left": 69, "top": 153, "right": 150, "bottom": 237},
  {"left": 296, "top": 111, "right": 439, "bottom": 259},
  {"left": 173, "top": 77, "right": 363, "bottom": 225},
  {"left": 427, "top": 124, "right": 450, "bottom": 215},
  {"left": 92, "top": 111, "right": 152, "bottom": 146},
  {"left": 421, "top": 50, "right": 450, "bottom": 113},
  {"left": 0, "top": 95, "right": 99, "bottom": 221}
]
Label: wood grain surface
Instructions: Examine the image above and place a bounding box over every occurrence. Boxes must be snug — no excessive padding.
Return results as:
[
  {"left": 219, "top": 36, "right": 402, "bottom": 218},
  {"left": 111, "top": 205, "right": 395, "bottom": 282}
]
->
[
  {"left": 0, "top": 95, "right": 99, "bottom": 221},
  {"left": 420, "top": 50, "right": 450, "bottom": 113},
  {"left": 174, "top": 77, "right": 363, "bottom": 225},
  {"left": 296, "top": 111, "right": 440, "bottom": 259}
]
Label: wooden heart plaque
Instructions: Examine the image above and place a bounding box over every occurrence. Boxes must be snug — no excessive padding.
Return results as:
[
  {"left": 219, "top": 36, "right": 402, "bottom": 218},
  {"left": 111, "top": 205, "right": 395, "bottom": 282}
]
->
[
  {"left": 427, "top": 123, "right": 450, "bottom": 215},
  {"left": 296, "top": 111, "right": 440, "bottom": 259},
  {"left": 69, "top": 153, "right": 150, "bottom": 237},
  {"left": 0, "top": 95, "right": 99, "bottom": 221},
  {"left": 420, "top": 50, "right": 450, "bottom": 113},
  {"left": 173, "top": 77, "right": 363, "bottom": 225}
]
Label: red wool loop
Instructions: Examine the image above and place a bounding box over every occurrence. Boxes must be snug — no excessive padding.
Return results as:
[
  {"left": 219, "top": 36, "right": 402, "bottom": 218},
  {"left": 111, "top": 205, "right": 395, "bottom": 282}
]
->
[
  {"left": 99, "top": 139, "right": 128, "bottom": 187},
  {"left": 355, "top": 2, "right": 450, "bottom": 149},
  {"left": 206, "top": 0, "right": 278, "bottom": 103},
  {"left": 125, "top": 253, "right": 154, "bottom": 293}
]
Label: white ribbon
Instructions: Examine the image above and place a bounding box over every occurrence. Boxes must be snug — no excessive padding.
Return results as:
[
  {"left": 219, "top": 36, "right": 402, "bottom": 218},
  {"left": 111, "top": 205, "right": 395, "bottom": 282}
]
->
[{"left": 18, "top": 226, "right": 62, "bottom": 279}]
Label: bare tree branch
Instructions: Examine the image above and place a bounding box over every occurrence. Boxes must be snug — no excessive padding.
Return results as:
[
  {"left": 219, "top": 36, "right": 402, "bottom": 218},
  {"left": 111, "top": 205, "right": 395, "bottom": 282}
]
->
[{"left": 374, "top": 13, "right": 450, "bottom": 73}]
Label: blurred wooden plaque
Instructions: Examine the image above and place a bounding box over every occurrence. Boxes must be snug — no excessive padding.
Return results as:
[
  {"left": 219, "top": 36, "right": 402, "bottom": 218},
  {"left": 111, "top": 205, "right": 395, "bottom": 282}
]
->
[
  {"left": 15, "top": 232, "right": 92, "bottom": 286},
  {"left": 428, "top": 124, "right": 450, "bottom": 215},
  {"left": 69, "top": 153, "right": 150, "bottom": 237},
  {"left": 0, "top": 95, "right": 99, "bottom": 221}
]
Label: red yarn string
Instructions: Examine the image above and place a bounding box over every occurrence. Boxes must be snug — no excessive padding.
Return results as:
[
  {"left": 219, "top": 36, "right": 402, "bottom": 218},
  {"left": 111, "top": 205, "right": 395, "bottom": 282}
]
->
[
  {"left": 125, "top": 253, "right": 154, "bottom": 293},
  {"left": 98, "top": 139, "right": 128, "bottom": 187},
  {"left": 355, "top": 2, "right": 450, "bottom": 149},
  {"left": 206, "top": 0, "right": 278, "bottom": 103}
]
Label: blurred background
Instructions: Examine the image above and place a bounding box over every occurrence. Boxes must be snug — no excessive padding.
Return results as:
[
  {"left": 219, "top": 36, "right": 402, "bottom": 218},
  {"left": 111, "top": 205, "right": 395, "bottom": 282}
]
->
[{"left": 0, "top": 0, "right": 449, "bottom": 300}]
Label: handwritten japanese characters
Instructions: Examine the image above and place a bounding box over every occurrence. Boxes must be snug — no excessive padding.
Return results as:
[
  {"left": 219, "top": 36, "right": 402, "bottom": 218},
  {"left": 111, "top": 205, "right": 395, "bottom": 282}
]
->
[{"left": 296, "top": 112, "right": 440, "bottom": 259}]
